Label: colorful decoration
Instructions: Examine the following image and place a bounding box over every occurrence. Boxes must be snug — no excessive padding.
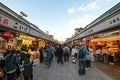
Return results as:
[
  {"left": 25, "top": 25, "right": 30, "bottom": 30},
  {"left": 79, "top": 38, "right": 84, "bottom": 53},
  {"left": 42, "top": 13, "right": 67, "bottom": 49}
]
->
[{"left": 1, "top": 32, "right": 13, "bottom": 39}]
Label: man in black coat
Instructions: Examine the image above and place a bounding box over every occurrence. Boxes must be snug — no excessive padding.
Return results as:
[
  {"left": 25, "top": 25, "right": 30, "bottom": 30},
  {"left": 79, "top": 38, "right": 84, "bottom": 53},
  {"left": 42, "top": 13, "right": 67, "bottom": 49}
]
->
[{"left": 56, "top": 45, "right": 64, "bottom": 64}]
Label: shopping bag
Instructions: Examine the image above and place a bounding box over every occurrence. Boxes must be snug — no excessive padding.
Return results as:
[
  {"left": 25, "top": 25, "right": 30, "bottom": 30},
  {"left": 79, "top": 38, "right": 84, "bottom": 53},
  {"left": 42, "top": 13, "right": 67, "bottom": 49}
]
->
[{"left": 32, "top": 62, "right": 37, "bottom": 67}]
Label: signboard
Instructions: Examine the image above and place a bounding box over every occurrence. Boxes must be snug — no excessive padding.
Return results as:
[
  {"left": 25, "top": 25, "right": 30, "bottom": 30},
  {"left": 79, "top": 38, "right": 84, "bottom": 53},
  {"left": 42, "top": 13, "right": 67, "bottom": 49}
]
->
[
  {"left": 76, "top": 13, "right": 120, "bottom": 40},
  {"left": 0, "top": 13, "right": 43, "bottom": 39},
  {"left": 0, "top": 14, "right": 29, "bottom": 33}
]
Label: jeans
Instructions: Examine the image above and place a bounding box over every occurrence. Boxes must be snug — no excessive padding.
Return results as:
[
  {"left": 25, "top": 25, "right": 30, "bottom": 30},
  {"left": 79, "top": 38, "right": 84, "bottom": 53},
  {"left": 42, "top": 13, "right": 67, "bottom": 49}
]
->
[
  {"left": 64, "top": 54, "right": 69, "bottom": 63},
  {"left": 57, "top": 57, "right": 63, "bottom": 64},
  {"left": 30, "top": 74, "right": 33, "bottom": 80},
  {"left": 78, "top": 61, "right": 86, "bottom": 75},
  {"left": 47, "top": 56, "right": 52, "bottom": 68},
  {"left": 86, "top": 60, "right": 91, "bottom": 68}
]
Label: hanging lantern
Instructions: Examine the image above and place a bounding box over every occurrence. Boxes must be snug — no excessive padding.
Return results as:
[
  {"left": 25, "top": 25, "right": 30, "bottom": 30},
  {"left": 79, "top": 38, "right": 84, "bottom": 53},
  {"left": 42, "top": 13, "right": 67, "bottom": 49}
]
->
[
  {"left": 1, "top": 32, "right": 13, "bottom": 39},
  {"left": 35, "top": 38, "right": 39, "bottom": 42},
  {"left": 86, "top": 36, "right": 91, "bottom": 41}
]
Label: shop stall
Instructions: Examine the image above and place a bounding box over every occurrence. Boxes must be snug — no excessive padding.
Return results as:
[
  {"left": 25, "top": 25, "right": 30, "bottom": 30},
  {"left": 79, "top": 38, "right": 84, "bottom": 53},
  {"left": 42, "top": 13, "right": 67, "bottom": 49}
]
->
[{"left": 90, "top": 31, "right": 120, "bottom": 64}]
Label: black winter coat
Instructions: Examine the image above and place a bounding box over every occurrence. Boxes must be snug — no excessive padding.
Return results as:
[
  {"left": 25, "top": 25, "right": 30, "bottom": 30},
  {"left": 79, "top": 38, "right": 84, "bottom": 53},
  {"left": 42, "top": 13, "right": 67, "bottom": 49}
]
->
[{"left": 56, "top": 47, "right": 63, "bottom": 57}]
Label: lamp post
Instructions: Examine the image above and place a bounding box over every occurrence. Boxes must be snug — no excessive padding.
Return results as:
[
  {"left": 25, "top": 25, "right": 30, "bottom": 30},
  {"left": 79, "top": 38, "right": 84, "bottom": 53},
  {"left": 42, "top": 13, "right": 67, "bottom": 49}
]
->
[{"left": 20, "top": 11, "right": 27, "bottom": 17}]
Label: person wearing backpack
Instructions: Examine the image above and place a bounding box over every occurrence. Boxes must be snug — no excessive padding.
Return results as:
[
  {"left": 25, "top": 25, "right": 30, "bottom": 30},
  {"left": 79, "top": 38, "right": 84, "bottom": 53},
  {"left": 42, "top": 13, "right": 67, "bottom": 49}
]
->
[
  {"left": 63, "top": 45, "right": 70, "bottom": 64},
  {"left": 78, "top": 44, "right": 89, "bottom": 75},
  {"left": 3, "top": 49, "right": 20, "bottom": 80}
]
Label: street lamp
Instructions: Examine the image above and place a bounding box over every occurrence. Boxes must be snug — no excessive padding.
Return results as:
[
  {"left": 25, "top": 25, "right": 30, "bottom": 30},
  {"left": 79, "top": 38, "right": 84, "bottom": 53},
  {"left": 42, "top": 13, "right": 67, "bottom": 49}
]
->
[{"left": 20, "top": 11, "right": 27, "bottom": 17}]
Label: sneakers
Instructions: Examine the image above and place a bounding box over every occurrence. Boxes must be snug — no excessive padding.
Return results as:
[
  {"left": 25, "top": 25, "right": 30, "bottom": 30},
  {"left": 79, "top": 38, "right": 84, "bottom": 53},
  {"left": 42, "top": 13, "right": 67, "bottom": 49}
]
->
[{"left": 86, "top": 67, "right": 91, "bottom": 70}]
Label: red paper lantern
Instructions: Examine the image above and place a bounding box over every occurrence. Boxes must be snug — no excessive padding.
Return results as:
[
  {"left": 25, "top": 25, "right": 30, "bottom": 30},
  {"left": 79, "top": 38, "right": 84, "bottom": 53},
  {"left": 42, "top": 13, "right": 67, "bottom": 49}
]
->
[
  {"left": 35, "top": 38, "right": 39, "bottom": 42},
  {"left": 86, "top": 36, "right": 91, "bottom": 41},
  {"left": 2, "top": 32, "right": 13, "bottom": 39}
]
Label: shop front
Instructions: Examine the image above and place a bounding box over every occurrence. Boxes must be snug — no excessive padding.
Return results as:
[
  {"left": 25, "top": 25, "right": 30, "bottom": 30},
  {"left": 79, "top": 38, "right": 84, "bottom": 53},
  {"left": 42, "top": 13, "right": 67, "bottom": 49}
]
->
[
  {"left": 90, "top": 29, "right": 120, "bottom": 64},
  {"left": 0, "top": 31, "right": 17, "bottom": 59},
  {"left": 38, "top": 39, "right": 45, "bottom": 48},
  {"left": 16, "top": 33, "right": 35, "bottom": 50}
]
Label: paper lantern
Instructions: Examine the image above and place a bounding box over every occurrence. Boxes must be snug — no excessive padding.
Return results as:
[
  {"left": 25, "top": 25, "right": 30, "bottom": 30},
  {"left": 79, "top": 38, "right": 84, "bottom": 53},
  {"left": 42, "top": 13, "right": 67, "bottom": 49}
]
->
[{"left": 1, "top": 32, "right": 13, "bottom": 39}]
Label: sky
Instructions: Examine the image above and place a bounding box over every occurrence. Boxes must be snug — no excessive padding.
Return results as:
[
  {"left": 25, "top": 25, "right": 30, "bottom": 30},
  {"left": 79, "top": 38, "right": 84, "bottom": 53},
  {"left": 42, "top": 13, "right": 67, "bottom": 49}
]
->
[{"left": 0, "top": 0, "right": 119, "bottom": 41}]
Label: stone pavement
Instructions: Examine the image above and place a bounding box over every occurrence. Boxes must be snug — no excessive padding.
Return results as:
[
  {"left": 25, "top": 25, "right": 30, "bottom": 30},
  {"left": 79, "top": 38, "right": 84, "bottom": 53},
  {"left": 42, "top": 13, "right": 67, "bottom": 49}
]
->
[
  {"left": 33, "top": 59, "right": 114, "bottom": 80},
  {"left": 94, "top": 62, "right": 120, "bottom": 80}
]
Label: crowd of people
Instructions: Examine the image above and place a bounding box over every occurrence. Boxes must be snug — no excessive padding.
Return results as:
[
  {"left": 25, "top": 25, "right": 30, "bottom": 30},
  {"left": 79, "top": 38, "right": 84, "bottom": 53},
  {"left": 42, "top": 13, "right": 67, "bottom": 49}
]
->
[
  {"left": 39, "top": 44, "right": 95, "bottom": 75},
  {"left": 0, "top": 46, "right": 38, "bottom": 80},
  {"left": 0, "top": 43, "right": 95, "bottom": 80}
]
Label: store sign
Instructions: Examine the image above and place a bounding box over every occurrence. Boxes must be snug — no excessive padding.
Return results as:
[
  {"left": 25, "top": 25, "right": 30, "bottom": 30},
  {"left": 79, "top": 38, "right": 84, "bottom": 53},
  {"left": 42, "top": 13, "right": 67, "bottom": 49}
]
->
[
  {"left": 1, "top": 32, "right": 12, "bottom": 39},
  {"left": 73, "top": 13, "right": 120, "bottom": 40},
  {"left": 99, "top": 33, "right": 112, "bottom": 37},
  {"left": 0, "top": 14, "right": 29, "bottom": 33},
  {"left": 0, "top": 15, "right": 9, "bottom": 26},
  {"left": 110, "top": 17, "right": 120, "bottom": 24},
  {"left": 29, "top": 29, "right": 39, "bottom": 37},
  {"left": 13, "top": 22, "right": 29, "bottom": 33},
  {"left": 83, "top": 29, "right": 93, "bottom": 36},
  {"left": 0, "top": 14, "right": 46, "bottom": 40},
  {"left": 0, "top": 14, "right": 42, "bottom": 38}
]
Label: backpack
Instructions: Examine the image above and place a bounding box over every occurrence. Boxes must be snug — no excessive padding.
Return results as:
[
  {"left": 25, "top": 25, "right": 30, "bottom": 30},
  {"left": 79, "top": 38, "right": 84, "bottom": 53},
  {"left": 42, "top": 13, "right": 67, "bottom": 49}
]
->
[
  {"left": 64, "top": 47, "right": 68, "bottom": 53},
  {"left": 78, "top": 48, "right": 85, "bottom": 59},
  {"left": 3, "top": 56, "right": 18, "bottom": 73}
]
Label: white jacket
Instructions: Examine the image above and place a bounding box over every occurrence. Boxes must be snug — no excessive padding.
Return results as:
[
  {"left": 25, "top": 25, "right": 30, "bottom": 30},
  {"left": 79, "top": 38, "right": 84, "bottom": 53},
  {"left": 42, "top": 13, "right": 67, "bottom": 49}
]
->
[
  {"left": 87, "top": 48, "right": 95, "bottom": 61},
  {"left": 71, "top": 48, "right": 78, "bottom": 56}
]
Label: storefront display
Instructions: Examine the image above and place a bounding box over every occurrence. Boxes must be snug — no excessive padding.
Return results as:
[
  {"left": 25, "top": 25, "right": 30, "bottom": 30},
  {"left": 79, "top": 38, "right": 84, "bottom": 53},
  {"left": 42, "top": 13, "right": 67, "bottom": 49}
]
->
[
  {"left": 38, "top": 39, "right": 45, "bottom": 48},
  {"left": 90, "top": 31, "right": 120, "bottom": 64},
  {"left": 0, "top": 31, "right": 16, "bottom": 59},
  {"left": 16, "top": 33, "right": 34, "bottom": 50},
  {"left": 0, "top": 31, "right": 14, "bottom": 50}
]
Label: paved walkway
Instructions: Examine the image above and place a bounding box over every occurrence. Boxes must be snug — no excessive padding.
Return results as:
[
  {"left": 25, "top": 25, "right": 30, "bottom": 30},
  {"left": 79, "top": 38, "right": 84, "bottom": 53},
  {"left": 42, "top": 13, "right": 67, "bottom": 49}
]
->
[
  {"left": 94, "top": 62, "right": 120, "bottom": 80},
  {"left": 33, "top": 59, "right": 114, "bottom": 80}
]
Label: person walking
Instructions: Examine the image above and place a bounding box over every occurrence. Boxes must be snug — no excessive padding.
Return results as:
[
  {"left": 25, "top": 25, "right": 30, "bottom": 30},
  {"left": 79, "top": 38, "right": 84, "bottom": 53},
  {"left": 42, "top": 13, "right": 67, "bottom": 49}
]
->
[
  {"left": 89, "top": 46, "right": 95, "bottom": 62},
  {"left": 78, "top": 44, "right": 89, "bottom": 75},
  {"left": 43, "top": 47, "right": 47, "bottom": 66},
  {"left": 95, "top": 47, "right": 102, "bottom": 62},
  {"left": 56, "top": 45, "right": 64, "bottom": 64},
  {"left": 45, "top": 46, "right": 53, "bottom": 68},
  {"left": 3, "top": 49, "right": 20, "bottom": 80},
  {"left": 86, "top": 46, "right": 91, "bottom": 70},
  {"left": 22, "top": 53, "right": 34, "bottom": 80},
  {"left": 39, "top": 47, "right": 44, "bottom": 63},
  {"left": 71, "top": 46, "right": 78, "bottom": 63},
  {"left": 63, "top": 45, "right": 70, "bottom": 64},
  {"left": 50, "top": 45, "right": 55, "bottom": 62}
]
